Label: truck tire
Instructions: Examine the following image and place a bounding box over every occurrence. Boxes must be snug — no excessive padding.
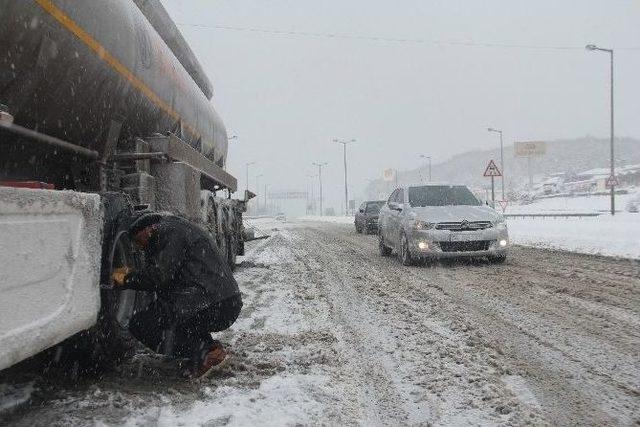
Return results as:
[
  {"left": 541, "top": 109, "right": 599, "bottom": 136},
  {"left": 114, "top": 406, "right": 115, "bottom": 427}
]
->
[{"left": 51, "top": 193, "right": 142, "bottom": 375}]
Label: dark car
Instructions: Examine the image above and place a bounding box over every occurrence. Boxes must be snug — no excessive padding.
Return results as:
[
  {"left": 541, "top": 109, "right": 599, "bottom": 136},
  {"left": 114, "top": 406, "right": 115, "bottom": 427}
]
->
[{"left": 355, "top": 200, "right": 385, "bottom": 234}]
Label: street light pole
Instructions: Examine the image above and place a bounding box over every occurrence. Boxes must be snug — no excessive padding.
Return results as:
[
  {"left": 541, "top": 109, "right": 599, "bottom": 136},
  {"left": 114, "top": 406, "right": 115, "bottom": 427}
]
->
[
  {"left": 255, "top": 174, "right": 263, "bottom": 212},
  {"left": 586, "top": 44, "right": 615, "bottom": 215},
  {"left": 334, "top": 138, "right": 356, "bottom": 215},
  {"left": 487, "top": 128, "right": 505, "bottom": 200},
  {"left": 307, "top": 174, "right": 317, "bottom": 215},
  {"left": 312, "top": 162, "right": 327, "bottom": 216},
  {"left": 420, "top": 155, "right": 432, "bottom": 182},
  {"left": 245, "top": 161, "right": 255, "bottom": 193}
]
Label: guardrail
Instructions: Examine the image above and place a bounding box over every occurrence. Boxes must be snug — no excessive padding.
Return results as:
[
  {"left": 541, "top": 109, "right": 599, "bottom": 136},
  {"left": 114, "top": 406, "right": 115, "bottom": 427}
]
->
[{"left": 505, "top": 213, "right": 601, "bottom": 219}]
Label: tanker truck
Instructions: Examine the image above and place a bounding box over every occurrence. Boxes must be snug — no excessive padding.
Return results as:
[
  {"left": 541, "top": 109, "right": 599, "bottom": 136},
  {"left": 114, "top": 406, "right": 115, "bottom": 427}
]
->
[{"left": 0, "top": 0, "right": 252, "bottom": 371}]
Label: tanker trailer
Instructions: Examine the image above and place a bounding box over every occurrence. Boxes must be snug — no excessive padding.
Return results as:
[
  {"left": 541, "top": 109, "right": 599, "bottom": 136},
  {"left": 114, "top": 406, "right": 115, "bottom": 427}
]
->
[{"left": 0, "top": 0, "right": 251, "bottom": 371}]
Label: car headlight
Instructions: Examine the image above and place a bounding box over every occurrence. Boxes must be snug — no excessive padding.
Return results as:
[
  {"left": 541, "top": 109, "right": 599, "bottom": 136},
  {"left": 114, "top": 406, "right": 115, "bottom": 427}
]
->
[{"left": 414, "top": 220, "right": 434, "bottom": 230}]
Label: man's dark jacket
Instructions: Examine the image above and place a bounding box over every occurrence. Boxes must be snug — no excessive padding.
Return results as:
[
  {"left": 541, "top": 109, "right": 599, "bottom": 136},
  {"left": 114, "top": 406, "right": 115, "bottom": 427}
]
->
[{"left": 124, "top": 216, "right": 240, "bottom": 319}]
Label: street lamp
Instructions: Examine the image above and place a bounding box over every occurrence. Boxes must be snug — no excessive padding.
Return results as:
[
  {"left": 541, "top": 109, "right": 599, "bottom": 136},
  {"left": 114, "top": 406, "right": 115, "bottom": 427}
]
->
[
  {"left": 312, "top": 162, "right": 328, "bottom": 216},
  {"left": 586, "top": 43, "right": 616, "bottom": 216},
  {"left": 334, "top": 138, "right": 356, "bottom": 215},
  {"left": 306, "top": 174, "right": 317, "bottom": 215},
  {"left": 245, "top": 161, "right": 255, "bottom": 193},
  {"left": 255, "top": 174, "right": 264, "bottom": 211},
  {"left": 487, "top": 127, "right": 505, "bottom": 200},
  {"left": 419, "top": 155, "right": 432, "bottom": 182}
]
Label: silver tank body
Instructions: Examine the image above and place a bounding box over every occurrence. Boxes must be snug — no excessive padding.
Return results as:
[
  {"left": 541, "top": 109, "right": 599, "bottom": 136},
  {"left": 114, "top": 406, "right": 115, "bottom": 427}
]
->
[{"left": 0, "top": 0, "right": 228, "bottom": 166}]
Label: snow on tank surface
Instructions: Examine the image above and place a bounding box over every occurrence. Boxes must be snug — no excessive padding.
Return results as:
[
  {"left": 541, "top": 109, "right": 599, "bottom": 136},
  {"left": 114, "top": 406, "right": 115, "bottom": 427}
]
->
[{"left": 0, "top": 187, "right": 103, "bottom": 370}]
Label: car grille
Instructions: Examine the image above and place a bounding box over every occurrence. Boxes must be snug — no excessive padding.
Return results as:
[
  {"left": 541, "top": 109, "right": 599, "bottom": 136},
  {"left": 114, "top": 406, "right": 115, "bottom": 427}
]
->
[
  {"left": 435, "top": 221, "right": 492, "bottom": 231},
  {"left": 438, "top": 240, "right": 491, "bottom": 252}
]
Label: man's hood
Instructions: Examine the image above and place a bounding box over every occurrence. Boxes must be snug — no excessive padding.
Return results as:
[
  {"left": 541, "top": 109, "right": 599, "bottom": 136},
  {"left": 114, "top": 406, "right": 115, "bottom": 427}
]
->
[{"left": 409, "top": 205, "right": 501, "bottom": 223}]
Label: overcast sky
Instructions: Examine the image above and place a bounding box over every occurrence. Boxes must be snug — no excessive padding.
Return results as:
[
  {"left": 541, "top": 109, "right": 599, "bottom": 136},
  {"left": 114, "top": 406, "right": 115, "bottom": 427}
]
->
[{"left": 161, "top": 0, "right": 639, "bottom": 211}]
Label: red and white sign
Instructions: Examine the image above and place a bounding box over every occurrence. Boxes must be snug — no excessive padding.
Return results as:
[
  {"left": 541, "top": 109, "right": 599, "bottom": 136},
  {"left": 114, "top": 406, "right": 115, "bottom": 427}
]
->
[
  {"left": 483, "top": 160, "right": 502, "bottom": 177},
  {"left": 497, "top": 200, "right": 509, "bottom": 212},
  {"left": 605, "top": 175, "right": 619, "bottom": 188}
]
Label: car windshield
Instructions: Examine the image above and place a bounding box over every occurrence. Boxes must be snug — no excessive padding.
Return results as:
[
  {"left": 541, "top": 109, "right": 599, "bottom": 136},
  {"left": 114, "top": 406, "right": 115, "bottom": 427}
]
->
[
  {"left": 365, "top": 202, "right": 384, "bottom": 213},
  {"left": 408, "top": 186, "right": 481, "bottom": 207}
]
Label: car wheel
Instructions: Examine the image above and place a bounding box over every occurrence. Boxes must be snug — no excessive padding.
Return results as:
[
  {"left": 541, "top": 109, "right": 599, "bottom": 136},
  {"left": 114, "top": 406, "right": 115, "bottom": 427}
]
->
[
  {"left": 399, "top": 233, "right": 414, "bottom": 266},
  {"left": 378, "top": 232, "right": 392, "bottom": 256},
  {"left": 489, "top": 254, "right": 507, "bottom": 264}
]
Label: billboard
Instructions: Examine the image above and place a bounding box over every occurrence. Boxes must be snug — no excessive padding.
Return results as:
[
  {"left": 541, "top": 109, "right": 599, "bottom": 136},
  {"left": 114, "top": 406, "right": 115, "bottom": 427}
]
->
[
  {"left": 382, "top": 168, "right": 397, "bottom": 182},
  {"left": 514, "top": 141, "right": 547, "bottom": 157}
]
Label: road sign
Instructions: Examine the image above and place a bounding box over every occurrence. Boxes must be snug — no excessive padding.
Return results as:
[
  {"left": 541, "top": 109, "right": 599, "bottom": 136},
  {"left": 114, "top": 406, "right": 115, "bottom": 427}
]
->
[
  {"left": 497, "top": 200, "right": 509, "bottom": 213},
  {"left": 514, "top": 141, "right": 547, "bottom": 157},
  {"left": 382, "top": 168, "right": 397, "bottom": 182},
  {"left": 483, "top": 160, "right": 502, "bottom": 177},
  {"left": 605, "top": 175, "right": 619, "bottom": 189}
]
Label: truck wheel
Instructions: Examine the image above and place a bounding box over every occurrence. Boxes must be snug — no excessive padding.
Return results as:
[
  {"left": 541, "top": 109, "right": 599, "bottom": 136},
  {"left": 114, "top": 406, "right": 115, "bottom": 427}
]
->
[
  {"left": 378, "top": 232, "right": 392, "bottom": 256},
  {"left": 50, "top": 193, "right": 141, "bottom": 375},
  {"left": 90, "top": 194, "right": 142, "bottom": 371}
]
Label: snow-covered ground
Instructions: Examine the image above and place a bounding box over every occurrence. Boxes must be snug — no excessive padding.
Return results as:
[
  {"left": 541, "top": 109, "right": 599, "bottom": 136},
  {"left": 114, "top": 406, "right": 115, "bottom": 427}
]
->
[
  {"left": 2, "top": 219, "right": 639, "bottom": 425},
  {"left": 300, "top": 215, "right": 354, "bottom": 225},
  {"left": 506, "top": 194, "right": 640, "bottom": 259},
  {"left": 507, "top": 214, "right": 639, "bottom": 259}
]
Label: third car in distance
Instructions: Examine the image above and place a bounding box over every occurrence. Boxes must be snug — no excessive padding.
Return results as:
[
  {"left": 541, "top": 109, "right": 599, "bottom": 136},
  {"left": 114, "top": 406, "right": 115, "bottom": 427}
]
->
[{"left": 378, "top": 184, "right": 508, "bottom": 265}]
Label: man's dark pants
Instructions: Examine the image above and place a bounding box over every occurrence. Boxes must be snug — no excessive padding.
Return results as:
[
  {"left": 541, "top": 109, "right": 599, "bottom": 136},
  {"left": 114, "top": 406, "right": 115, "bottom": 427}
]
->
[{"left": 128, "top": 289, "right": 242, "bottom": 362}]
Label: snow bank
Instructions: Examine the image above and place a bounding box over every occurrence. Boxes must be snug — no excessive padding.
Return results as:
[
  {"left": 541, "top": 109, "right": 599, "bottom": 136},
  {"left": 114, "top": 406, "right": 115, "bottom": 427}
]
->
[
  {"left": 299, "top": 215, "right": 354, "bottom": 225},
  {"left": 507, "top": 214, "right": 640, "bottom": 259}
]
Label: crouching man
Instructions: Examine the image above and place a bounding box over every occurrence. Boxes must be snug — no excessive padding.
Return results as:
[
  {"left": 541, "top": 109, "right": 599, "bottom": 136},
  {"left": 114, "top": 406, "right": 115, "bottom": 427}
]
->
[{"left": 112, "top": 213, "right": 242, "bottom": 379}]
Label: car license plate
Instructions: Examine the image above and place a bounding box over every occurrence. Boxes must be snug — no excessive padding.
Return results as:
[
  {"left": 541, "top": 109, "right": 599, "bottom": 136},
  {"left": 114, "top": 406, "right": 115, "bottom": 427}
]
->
[{"left": 449, "top": 233, "right": 475, "bottom": 242}]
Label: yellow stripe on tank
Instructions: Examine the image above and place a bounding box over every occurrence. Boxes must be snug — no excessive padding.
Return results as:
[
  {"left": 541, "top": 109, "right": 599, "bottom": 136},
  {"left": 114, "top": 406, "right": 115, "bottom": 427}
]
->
[{"left": 34, "top": 0, "right": 201, "bottom": 140}]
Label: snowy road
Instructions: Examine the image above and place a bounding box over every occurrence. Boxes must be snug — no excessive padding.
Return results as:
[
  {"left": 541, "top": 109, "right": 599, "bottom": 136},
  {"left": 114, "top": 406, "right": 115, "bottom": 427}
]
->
[{"left": 2, "top": 219, "right": 639, "bottom": 426}]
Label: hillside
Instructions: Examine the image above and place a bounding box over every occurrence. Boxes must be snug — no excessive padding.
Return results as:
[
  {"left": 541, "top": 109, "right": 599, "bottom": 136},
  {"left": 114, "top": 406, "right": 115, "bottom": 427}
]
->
[{"left": 364, "top": 136, "right": 640, "bottom": 198}]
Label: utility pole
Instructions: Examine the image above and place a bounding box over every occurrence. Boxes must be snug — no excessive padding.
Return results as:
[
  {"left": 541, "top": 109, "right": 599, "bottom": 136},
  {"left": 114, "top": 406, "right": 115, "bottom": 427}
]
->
[
  {"left": 488, "top": 128, "right": 505, "bottom": 200},
  {"left": 420, "top": 155, "right": 432, "bottom": 182},
  {"left": 586, "top": 44, "right": 616, "bottom": 215},
  {"left": 334, "top": 138, "right": 355, "bottom": 215},
  {"left": 312, "top": 162, "right": 327, "bottom": 216}
]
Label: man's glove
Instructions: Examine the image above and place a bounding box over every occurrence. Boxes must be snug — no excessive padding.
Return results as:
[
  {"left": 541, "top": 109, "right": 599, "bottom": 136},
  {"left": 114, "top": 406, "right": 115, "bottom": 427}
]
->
[{"left": 111, "top": 267, "right": 131, "bottom": 287}]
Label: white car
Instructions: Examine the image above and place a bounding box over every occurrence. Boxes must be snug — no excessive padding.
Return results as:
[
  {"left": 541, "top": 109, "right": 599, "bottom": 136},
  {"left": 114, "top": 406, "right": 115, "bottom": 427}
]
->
[{"left": 378, "top": 184, "right": 508, "bottom": 265}]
